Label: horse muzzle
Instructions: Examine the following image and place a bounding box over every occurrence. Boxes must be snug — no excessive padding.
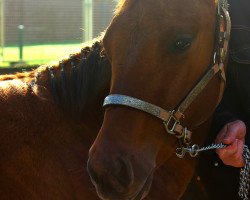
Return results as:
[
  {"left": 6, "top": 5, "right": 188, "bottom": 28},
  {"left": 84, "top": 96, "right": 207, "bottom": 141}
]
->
[{"left": 87, "top": 150, "right": 154, "bottom": 200}]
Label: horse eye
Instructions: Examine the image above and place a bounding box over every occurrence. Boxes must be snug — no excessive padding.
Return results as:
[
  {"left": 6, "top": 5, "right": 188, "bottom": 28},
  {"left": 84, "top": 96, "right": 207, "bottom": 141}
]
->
[{"left": 174, "top": 38, "right": 192, "bottom": 51}]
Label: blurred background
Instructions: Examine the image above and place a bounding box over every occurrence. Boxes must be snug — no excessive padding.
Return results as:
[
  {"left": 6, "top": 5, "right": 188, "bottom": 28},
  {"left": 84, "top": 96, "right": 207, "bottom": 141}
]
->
[{"left": 0, "top": 0, "right": 117, "bottom": 68}]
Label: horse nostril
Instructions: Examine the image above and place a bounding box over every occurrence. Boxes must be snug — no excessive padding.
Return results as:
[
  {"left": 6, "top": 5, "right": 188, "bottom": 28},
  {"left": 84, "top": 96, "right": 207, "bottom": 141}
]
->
[
  {"left": 112, "top": 157, "right": 134, "bottom": 189},
  {"left": 87, "top": 155, "right": 135, "bottom": 195}
]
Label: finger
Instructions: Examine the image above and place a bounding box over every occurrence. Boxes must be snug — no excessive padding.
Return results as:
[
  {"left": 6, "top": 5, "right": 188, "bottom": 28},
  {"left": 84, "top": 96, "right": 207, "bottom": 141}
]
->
[
  {"left": 217, "top": 140, "right": 245, "bottom": 168},
  {"left": 216, "top": 139, "right": 238, "bottom": 157},
  {"left": 234, "top": 139, "right": 244, "bottom": 167},
  {"left": 223, "top": 140, "right": 244, "bottom": 168},
  {"left": 223, "top": 122, "right": 246, "bottom": 144},
  {"left": 215, "top": 125, "right": 228, "bottom": 144}
]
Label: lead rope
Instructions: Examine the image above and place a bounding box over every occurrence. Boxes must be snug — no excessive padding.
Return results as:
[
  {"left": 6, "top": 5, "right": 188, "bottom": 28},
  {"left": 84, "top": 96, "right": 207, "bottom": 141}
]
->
[
  {"left": 176, "top": 144, "right": 250, "bottom": 200},
  {"left": 239, "top": 146, "right": 250, "bottom": 200}
]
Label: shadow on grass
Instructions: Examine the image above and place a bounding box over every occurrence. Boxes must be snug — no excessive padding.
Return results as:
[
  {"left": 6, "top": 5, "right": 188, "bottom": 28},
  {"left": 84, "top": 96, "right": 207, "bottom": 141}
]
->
[{"left": 0, "top": 64, "right": 38, "bottom": 75}]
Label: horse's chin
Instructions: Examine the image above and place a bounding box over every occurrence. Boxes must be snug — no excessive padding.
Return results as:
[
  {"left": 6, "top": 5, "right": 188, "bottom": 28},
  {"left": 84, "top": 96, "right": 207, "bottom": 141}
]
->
[
  {"left": 96, "top": 173, "right": 154, "bottom": 200},
  {"left": 131, "top": 173, "right": 153, "bottom": 200}
]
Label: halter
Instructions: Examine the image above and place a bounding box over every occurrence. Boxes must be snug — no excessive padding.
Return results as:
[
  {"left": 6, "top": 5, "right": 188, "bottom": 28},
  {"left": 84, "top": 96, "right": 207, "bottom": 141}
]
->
[{"left": 103, "top": 2, "right": 231, "bottom": 158}]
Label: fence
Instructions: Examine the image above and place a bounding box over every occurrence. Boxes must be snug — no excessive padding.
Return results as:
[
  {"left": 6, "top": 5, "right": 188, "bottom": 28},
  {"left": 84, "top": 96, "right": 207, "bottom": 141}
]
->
[
  {"left": 0, "top": 0, "right": 4, "bottom": 61},
  {"left": 0, "top": 0, "right": 117, "bottom": 65}
]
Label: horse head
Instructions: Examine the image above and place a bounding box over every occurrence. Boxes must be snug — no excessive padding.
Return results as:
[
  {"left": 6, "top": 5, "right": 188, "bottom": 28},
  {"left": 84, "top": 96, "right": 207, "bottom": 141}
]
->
[{"left": 88, "top": 0, "right": 230, "bottom": 199}]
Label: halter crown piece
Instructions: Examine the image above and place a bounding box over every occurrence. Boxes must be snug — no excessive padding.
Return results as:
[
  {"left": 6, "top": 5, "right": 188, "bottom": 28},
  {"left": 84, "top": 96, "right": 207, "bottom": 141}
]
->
[{"left": 103, "top": 1, "right": 231, "bottom": 158}]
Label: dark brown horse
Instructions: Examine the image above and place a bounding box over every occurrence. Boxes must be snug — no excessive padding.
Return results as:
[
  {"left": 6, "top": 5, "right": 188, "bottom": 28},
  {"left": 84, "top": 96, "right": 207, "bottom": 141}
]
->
[
  {"left": 0, "top": 42, "right": 111, "bottom": 199},
  {"left": 87, "top": 0, "right": 231, "bottom": 200}
]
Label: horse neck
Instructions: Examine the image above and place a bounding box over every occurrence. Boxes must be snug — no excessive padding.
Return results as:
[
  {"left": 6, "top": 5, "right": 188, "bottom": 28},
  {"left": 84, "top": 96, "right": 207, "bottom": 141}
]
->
[{"left": 36, "top": 41, "right": 111, "bottom": 123}]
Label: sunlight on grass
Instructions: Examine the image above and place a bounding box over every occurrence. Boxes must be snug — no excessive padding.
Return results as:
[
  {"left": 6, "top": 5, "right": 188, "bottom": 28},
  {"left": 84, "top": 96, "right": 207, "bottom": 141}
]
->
[{"left": 0, "top": 43, "right": 89, "bottom": 67}]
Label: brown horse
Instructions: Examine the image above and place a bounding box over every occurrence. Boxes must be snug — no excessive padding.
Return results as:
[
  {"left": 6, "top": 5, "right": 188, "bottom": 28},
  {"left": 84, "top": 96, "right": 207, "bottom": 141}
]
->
[
  {"left": 87, "top": 0, "right": 231, "bottom": 200},
  {"left": 0, "top": 42, "right": 111, "bottom": 199},
  {"left": 0, "top": 1, "right": 231, "bottom": 200}
]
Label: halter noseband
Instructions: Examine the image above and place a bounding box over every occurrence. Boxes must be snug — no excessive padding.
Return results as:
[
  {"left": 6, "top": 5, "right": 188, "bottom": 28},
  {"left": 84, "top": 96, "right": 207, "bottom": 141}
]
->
[{"left": 103, "top": 2, "right": 231, "bottom": 158}]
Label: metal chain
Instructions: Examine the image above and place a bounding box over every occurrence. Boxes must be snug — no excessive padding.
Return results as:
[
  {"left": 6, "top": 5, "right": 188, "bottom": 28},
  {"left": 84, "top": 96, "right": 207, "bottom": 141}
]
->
[
  {"left": 176, "top": 143, "right": 227, "bottom": 158},
  {"left": 239, "top": 145, "right": 250, "bottom": 200},
  {"left": 176, "top": 144, "right": 250, "bottom": 200}
]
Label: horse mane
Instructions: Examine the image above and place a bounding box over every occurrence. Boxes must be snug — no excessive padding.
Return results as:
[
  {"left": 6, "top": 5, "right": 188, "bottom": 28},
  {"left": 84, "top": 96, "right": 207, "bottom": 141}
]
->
[{"left": 39, "top": 41, "right": 111, "bottom": 117}]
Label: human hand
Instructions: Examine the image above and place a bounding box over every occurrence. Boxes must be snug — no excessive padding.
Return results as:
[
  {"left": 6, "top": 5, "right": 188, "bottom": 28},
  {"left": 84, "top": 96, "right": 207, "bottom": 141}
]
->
[{"left": 215, "top": 120, "right": 246, "bottom": 167}]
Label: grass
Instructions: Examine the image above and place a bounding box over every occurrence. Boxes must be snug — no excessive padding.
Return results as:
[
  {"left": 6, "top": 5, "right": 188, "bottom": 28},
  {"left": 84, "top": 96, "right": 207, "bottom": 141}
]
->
[{"left": 0, "top": 43, "right": 88, "bottom": 67}]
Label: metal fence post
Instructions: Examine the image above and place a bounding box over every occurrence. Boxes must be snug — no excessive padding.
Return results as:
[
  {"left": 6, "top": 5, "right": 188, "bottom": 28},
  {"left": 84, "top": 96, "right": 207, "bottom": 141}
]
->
[
  {"left": 83, "top": 0, "right": 93, "bottom": 42},
  {"left": 18, "top": 25, "right": 24, "bottom": 62},
  {"left": 0, "top": 0, "right": 4, "bottom": 62}
]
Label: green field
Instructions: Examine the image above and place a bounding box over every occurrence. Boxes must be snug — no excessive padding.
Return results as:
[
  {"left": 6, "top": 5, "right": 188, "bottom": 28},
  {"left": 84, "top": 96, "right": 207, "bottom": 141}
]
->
[{"left": 0, "top": 43, "right": 87, "bottom": 67}]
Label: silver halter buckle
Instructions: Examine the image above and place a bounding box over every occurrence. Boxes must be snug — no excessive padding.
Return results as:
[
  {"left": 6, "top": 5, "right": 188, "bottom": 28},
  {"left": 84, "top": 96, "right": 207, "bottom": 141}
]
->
[{"left": 163, "top": 111, "right": 180, "bottom": 135}]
